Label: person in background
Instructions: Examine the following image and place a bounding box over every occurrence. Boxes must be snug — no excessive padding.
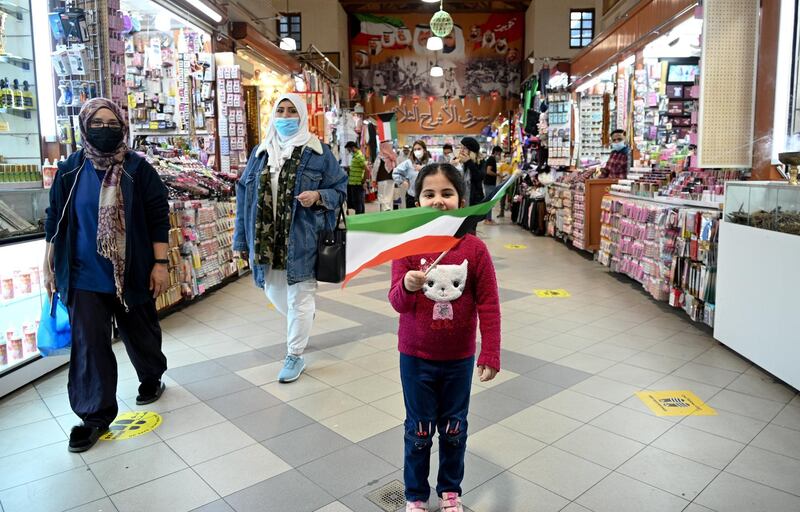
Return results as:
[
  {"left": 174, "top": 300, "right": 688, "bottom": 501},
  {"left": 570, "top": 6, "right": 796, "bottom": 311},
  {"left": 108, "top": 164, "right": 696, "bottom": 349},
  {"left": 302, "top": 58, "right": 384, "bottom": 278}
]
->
[
  {"left": 390, "top": 163, "right": 501, "bottom": 512},
  {"left": 600, "top": 129, "right": 631, "bottom": 179},
  {"left": 439, "top": 143, "right": 454, "bottom": 164},
  {"left": 497, "top": 154, "right": 513, "bottom": 218},
  {"left": 398, "top": 145, "right": 411, "bottom": 164},
  {"left": 43, "top": 98, "right": 170, "bottom": 453},
  {"left": 345, "top": 141, "right": 367, "bottom": 214},
  {"left": 393, "top": 140, "right": 432, "bottom": 209},
  {"left": 457, "top": 137, "right": 484, "bottom": 206},
  {"left": 373, "top": 140, "right": 398, "bottom": 212},
  {"left": 233, "top": 93, "right": 347, "bottom": 384},
  {"left": 482, "top": 146, "right": 502, "bottom": 224}
]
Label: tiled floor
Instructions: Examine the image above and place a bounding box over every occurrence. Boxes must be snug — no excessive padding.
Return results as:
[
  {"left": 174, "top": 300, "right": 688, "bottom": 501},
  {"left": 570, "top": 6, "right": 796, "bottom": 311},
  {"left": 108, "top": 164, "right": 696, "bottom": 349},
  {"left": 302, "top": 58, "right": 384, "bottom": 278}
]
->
[{"left": 1, "top": 215, "right": 799, "bottom": 512}]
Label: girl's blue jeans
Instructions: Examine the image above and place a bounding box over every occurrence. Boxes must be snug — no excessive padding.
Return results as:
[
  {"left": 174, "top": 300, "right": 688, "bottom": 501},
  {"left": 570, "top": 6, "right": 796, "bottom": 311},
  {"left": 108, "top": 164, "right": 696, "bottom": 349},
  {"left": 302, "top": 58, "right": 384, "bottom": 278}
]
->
[{"left": 399, "top": 353, "right": 474, "bottom": 502}]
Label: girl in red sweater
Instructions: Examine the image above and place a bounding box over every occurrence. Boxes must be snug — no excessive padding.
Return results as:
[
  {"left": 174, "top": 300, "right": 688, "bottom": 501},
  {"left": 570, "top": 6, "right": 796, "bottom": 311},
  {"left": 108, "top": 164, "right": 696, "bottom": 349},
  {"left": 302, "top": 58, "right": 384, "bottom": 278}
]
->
[{"left": 389, "top": 163, "right": 501, "bottom": 512}]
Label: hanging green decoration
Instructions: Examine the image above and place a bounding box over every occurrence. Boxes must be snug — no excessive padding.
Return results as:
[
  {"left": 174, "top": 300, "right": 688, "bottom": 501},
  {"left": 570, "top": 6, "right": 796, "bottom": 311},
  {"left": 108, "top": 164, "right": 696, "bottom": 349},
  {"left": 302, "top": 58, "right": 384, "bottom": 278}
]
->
[{"left": 430, "top": 9, "right": 453, "bottom": 38}]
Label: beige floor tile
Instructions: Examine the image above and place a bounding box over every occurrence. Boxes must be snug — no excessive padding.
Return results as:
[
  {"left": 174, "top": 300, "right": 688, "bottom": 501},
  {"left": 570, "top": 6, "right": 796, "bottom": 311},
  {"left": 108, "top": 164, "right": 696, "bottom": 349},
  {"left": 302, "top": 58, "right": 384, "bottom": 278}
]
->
[
  {"left": 307, "top": 360, "right": 374, "bottom": 387},
  {"left": 771, "top": 403, "right": 800, "bottom": 431},
  {"left": 555, "top": 352, "right": 617, "bottom": 373},
  {"left": 166, "top": 422, "right": 255, "bottom": 466},
  {"left": 695, "top": 472, "right": 800, "bottom": 512},
  {"left": 577, "top": 472, "right": 689, "bottom": 512},
  {"left": 500, "top": 405, "right": 583, "bottom": 444},
  {"left": 349, "top": 351, "right": 400, "bottom": 374},
  {"left": 681, "top": 409, "right": 768, "bottom": 444},
  {"left": 691, "top": 346, "right": 751, "bottom": 373},
  {"left": 89, "top": 442, "right": 187, "bottom": 495},
  {"left": 599, "top": 363, "right": 666, "bottom": 388},
  {"left": 510, "top": 446, "right": 610, "bottom": 500},
  {"left": 0, "top": 466, "right": 106, "bottom": 512},
  {"left": 194, "top": 340, "right": 253, "bottom": 359},
  {"left": 617, "top": 446, "right": 719, "bottom": 500},
  {"left": 109, "top": 468, "right": 218, "bottom": 512},
  {"left": 647, "top": 375, "right": 723, "bottom": 401},
  {"left": 646, "top": 341, "right": 710, "bottom": 362},
  {"left": 193, "top": 444, "right": 292, "bottom": 496},
  {"left": 751, "top": 423, "right": 800, "bottom": 460},
  {"left": 467, "top": 424, "right": 546, "bottom": 468},
  {"left": 652, "top": 425, "right": 745, "bottom": 469},
  {"left": 580, "top": 342, "right": 639, "bottom": 362},
  {"left": 236, "top": 361, "right": 286, "bottom": 386},
  {"left": 126, "top": 385, "right": 200, "bottom": 414},
  {"left": 512, "top": 342, "right": 575, "bottom": 362},
  {"left": 727, "top": 373, "right": 797, "bottom": 404},
  {"left": 590, "top": 405, "right": 675, "bottom": 444},
  {"left": 370, "top": 392, "right": 407, "bottom": 420},
  {"left": 569, "top": 375, "right": 641, "bottom": 404},
  {"left": 0, "top": 398, "right": 54, "bottom": 430},
  {"left": 536, "top": 389, "right": 615, "bottom": 423},
  {"left": 554, "top": 424, "right": 645, "bottom": 469},
  {"left": 323, "top": 340, "right": 381, "bottom": 359},
  {"left": 707, "top": 389, "right": 786, "bottom": 421},
  {"left": 624, "top": 351, "right": 686, "bottom": 373},
  {"left": 261, "top": 375, "right": 331, "bottom": 402},
  {"left": 338, "top": 374, "right": 402, "bottom": 403},
  {"left": 0, "top": 440, "right": 85, "bottom": 491},
  {"left": 154, "top": 402, "right": 227, "bottom": 440},
  {"left": 288, "top": 388, "right": 364, "bottom": 421},
  {"left": 320, "top": 404, "right": 401, "bottom": 442}
]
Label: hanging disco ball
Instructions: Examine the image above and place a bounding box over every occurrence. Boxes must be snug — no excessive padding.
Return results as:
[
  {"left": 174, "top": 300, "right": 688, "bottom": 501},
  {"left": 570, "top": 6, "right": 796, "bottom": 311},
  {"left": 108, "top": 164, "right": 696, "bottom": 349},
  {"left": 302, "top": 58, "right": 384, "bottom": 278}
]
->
[{"left": 430, "top": 10, "right": 453, "bottom": 38}]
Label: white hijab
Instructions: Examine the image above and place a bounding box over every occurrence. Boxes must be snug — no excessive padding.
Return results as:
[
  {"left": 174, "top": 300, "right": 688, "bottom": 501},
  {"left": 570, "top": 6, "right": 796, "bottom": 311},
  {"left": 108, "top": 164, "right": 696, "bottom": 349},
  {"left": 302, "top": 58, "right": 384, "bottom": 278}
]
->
[{"left": 257, "top": 93, "right": 312, "bottom": 173}]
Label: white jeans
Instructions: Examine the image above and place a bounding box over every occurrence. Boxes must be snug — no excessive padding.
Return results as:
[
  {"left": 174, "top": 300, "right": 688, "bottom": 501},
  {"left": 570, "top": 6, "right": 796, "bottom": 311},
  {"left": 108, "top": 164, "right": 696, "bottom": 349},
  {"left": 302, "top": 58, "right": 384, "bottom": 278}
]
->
[
  {"left": 377, "top": 180, "right": 394, "bottom": 211},
  {"left": 263, "top": 269, "right": 317, "bottom": 356}
]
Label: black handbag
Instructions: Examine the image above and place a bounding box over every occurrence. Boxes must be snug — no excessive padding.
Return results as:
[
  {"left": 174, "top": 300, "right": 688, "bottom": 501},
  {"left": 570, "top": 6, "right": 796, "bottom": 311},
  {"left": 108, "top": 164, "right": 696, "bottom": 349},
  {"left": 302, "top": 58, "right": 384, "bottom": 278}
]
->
[{"left": 316, "top": 206, "right": 346, "bottom": 283}]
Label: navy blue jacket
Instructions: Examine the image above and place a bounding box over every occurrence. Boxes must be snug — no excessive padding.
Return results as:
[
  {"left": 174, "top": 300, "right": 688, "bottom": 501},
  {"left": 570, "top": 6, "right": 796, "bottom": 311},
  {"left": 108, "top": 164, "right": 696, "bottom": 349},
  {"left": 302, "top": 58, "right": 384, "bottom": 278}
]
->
[
  {"left": 44, "top": 150, "right": 170, "bottom": 306},
  {"left": 233, "top": 137, "right": 347, "bottom": 288}
]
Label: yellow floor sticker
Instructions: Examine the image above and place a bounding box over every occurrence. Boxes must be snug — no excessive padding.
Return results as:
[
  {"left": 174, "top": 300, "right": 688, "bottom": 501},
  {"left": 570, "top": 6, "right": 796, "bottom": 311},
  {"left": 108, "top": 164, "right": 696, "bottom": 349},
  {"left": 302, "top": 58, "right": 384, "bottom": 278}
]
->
[
  {"left": 636, "top": 390, "right": 717, "bottom": 417},
  {"left": 101, "top": 411, "right": 162, "bottom": 441},
  {"left": 534, "top": 289, "right": 571, "bottom": 298},
  {"left": 504, "top": 244, "right": 527, "bottom": 250}
]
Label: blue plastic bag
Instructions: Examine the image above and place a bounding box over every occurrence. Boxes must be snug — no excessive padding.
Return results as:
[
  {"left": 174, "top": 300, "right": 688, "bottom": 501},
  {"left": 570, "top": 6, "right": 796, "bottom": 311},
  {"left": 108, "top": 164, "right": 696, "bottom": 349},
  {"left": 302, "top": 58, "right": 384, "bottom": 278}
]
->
[{"left": 37, "top": 294, "right": 71, "bottom": 357}]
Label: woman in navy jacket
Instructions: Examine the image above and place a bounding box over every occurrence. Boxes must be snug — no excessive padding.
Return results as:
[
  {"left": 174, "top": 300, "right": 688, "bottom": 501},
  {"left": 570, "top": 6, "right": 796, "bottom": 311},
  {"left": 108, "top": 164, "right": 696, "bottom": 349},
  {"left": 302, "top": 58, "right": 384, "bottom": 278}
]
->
[
  {"left": 234, "top": 93, "right": 347, "bottom": 384},
  {"left": 43, "top": 98, "right": 169, "bottom": 452}
]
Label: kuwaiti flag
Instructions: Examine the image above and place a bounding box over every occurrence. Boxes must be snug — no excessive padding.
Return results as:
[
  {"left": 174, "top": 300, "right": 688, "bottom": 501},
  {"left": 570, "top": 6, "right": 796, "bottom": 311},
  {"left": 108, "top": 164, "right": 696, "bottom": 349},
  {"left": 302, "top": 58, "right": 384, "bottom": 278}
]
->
[
  {"left": 344, "top": 172, "right": 519, "bottom": 285},
  {"left": 374, "top": 113, "right": 397, "bottom": 142}
]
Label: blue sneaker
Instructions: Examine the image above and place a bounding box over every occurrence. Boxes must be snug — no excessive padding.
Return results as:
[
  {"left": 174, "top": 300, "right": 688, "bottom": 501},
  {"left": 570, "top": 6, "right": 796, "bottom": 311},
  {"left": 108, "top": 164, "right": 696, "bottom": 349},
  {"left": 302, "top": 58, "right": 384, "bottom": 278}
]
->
[{"left": 278, "top": 355, "right": 305, "bottom": 383}]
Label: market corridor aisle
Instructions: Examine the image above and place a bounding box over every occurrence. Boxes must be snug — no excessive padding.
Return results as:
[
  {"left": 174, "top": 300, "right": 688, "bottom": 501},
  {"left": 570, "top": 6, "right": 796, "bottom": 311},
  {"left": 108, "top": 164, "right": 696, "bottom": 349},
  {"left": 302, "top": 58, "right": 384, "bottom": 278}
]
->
[{"left": 1, "top": 219, "right": 798, "bottom": 512}]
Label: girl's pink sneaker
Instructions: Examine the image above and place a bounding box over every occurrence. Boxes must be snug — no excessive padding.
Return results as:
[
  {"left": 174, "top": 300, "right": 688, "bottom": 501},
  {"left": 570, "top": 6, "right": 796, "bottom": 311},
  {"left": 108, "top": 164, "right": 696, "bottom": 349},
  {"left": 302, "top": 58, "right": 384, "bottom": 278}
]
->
[
  {"left": 405, "top": 500, "right": 428, "bottom": 512},
  {"left": 439, "top": 492, "right": 463, "bottom": 512}
]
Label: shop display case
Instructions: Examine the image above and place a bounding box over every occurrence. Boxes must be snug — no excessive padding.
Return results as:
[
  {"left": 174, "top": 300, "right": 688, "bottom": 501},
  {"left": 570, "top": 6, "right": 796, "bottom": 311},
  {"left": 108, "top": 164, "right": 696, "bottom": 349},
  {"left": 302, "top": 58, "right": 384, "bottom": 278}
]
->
[
  {"left": 715, "top": 182, "right": 800, "bottom": 389},
  {"left": 0, "top": 0, "right": 45, "bottom": 241},
  {"left": 0, "top": 238, "right": 68, "bottom": 396}
]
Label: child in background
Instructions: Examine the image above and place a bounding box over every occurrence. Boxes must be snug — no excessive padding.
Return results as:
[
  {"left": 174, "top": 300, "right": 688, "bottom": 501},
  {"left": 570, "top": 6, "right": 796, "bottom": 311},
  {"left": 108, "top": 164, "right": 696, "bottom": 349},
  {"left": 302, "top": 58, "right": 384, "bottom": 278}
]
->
[{"left": 389, "top": 163, "right": 502, "bottom": 512}]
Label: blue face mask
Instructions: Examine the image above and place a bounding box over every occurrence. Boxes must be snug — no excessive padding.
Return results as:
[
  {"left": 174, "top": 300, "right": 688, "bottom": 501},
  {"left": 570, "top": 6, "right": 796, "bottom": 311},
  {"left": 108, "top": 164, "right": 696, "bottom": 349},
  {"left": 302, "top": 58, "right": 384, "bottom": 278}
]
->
[
  {"left": 611, "top": 142, "right": 626, "bottom": 151},
  {"left": 274, "top": 117, "right": 300, "bottom": 138}
]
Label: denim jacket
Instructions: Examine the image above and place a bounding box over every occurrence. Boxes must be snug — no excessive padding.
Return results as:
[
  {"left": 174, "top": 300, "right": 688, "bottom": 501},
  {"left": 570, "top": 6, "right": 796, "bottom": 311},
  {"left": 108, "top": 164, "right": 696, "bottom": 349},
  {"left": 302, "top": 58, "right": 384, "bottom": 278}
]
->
[{"left": 233, "top": 137, "right": 347, "bottom": 288}]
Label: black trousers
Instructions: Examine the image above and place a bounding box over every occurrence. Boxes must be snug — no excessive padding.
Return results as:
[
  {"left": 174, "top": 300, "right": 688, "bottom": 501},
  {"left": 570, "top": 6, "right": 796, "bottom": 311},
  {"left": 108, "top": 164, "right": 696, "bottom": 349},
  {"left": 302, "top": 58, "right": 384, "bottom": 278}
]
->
[
  {"left": 67, "top": 290, "right": 167, "bottom": 428},
  {"left": 406, "top": 193, "right": 417, "bottom": 209},
  {"left": 347, "top": 184, "right": 365, "bottom": 214}
]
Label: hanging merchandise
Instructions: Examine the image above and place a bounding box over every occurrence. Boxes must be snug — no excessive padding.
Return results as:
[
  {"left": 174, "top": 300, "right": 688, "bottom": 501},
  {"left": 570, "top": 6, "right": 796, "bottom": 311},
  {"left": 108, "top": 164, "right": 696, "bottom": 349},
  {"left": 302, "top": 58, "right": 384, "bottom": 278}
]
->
[{"left": 216, "top": 64, "right": 248, "bottom": 178}]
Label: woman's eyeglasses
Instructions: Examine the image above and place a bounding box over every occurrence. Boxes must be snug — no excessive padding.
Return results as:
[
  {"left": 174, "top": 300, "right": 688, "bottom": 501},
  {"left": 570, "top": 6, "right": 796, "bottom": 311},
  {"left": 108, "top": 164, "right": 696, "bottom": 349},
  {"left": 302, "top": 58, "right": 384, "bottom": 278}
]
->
[{"left": 89, "top": 120, "right": 123, "bottom": 130}]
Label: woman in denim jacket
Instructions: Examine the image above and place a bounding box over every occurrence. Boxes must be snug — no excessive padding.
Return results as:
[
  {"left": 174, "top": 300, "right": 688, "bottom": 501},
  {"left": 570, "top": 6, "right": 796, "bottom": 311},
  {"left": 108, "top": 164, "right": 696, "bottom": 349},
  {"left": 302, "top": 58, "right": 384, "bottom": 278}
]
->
[{"left": 233, "top": 93, "right": 347, "bottom": 383}]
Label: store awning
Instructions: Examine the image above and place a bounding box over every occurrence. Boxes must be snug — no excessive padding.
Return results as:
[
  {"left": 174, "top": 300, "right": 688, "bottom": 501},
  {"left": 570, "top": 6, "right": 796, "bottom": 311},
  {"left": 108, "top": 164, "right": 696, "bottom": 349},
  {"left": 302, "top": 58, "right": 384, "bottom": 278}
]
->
[{"left": 230, "top": 22, "right": 302, "bottom": 75}]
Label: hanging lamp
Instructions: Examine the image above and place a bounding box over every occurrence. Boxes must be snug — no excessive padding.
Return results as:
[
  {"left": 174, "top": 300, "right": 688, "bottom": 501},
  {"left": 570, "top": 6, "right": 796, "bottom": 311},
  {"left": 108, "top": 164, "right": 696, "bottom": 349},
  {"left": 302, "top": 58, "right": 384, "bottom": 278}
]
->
[{"left": 278, "top": 0, "right": 296, "bottom": 51}]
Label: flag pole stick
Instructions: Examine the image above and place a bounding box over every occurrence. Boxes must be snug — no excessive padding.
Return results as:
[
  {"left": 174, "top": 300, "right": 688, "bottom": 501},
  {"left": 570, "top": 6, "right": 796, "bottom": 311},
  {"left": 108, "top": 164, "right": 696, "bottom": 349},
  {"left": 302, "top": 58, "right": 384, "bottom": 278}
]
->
[{"left": 424, "top": 249, "right": 450, "bottom": 276}]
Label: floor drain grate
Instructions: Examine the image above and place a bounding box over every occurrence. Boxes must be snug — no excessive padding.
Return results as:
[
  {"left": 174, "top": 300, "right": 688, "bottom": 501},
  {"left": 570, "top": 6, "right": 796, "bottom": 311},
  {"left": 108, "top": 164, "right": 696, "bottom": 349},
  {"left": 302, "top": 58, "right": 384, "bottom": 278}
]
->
[{"left": 365, "top": 479, "right": 406, "bottom": 512}]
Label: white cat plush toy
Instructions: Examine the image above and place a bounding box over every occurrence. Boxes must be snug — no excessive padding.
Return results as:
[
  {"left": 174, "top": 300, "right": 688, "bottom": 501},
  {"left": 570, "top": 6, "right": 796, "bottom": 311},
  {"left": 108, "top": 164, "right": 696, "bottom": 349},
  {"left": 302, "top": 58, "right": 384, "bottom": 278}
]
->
[{"left": 421, "top": 259, "right": 468, "bottom": 321}]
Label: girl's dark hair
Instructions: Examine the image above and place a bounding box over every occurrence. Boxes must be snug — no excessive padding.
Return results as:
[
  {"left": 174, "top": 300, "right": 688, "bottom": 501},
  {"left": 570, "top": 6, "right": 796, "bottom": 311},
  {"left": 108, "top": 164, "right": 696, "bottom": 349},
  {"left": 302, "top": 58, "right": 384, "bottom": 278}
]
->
[
  {"left": 415, "top": 163, "right": 465, "bottom": 202},
  {"left": 412, "top": 139, "right": 431, "bottom": 164}
]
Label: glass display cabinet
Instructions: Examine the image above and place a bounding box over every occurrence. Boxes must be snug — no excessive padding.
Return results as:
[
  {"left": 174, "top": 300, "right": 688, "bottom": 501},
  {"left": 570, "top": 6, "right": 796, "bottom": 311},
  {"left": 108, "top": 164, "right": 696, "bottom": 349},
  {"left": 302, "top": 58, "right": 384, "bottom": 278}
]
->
[{"left": 724, "top": 181, "right": 800, "bottom": 236}]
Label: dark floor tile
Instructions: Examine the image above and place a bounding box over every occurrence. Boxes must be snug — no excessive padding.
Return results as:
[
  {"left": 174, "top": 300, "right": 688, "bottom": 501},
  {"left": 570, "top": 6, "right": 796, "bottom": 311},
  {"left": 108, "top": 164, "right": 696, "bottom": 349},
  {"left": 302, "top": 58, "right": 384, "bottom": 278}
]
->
[
  {"left": 183, "top": 373, "right": 254, "bottom": 401},
  {"left": 362, "top": 289, "right": 391, "bottom": 302},
  {"left": 260, "top": 344, "right": 290, "bottom": 360},
  {"left": 225, "top": 470, "right": 333, "bottom": 512},
  {"left": 526, "top": 363, "right": 593, "bottom": 388},
  {"left": 264, "top": 423, "right": 353, "bottom": 467},
  {"left": 191, "top": 499, "right": 235, "bottom": 512},
  {"left": 358, "top": 425, "right": 405, "bottom": 468},
  {"left": 205, "top": 387, "right": 282, "bottom": 419},
  {"left": 499, "top": 288, "right": 530, "bottom": 302},
  {"left": 500, "top": 351, "right": 550, "bottom": 374},
  {"left": 298, "top": 445, "right": 397, "bottom": 498},
  {"left": 311, "top": 325, "right": 395, "bottom": 350},
  {"left": 213, "top": 350, "right": 275, "bottom": 372},
  {"left": 490, "top": 375, "right": 564, "bottom": 405},
  {"left": 166, "top": 360, "right": 230, "bottom": 385},
  {"left": 468, "top": 389, "right": 529, "bottom": 423},
  {"left": 231, "top": 403, "right": 315, "bottom": 442},
  {"left": 429, "top": 451, "right": 505, "bottom": 496}
]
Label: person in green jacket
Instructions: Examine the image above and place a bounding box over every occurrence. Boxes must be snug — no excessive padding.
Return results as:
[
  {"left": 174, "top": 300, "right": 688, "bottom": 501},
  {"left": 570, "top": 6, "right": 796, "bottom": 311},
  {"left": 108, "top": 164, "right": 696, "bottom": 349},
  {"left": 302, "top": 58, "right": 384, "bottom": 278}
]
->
[{"left": 345, "top": 141, "right": 367, "bottom": 214}]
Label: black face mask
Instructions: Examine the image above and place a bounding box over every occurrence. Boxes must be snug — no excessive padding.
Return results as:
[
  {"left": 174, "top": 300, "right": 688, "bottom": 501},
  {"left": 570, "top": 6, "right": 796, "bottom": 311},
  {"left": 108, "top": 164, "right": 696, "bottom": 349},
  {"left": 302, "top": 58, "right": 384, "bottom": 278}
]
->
[{"left": 86, "top": 127, "right": 124, "bottom": 153}]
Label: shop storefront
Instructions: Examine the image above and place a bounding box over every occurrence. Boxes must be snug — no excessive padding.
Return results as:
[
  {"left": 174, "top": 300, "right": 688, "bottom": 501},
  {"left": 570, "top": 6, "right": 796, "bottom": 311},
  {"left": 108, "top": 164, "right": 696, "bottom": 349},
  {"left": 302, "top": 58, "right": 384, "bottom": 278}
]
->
[{"left": 510, "top": 0, "right": 762, "bottom": 330}]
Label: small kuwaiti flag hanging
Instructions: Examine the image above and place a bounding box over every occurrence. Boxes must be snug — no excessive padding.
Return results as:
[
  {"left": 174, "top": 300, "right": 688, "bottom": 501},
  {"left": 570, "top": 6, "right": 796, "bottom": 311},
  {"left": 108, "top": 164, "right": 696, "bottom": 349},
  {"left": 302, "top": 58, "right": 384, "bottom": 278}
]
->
[
  {"left": 343, "top": 172, "right": 520, "bottom": 286},
  {"left": 374, "top": 112, "right": 397, "bottom": 142}
]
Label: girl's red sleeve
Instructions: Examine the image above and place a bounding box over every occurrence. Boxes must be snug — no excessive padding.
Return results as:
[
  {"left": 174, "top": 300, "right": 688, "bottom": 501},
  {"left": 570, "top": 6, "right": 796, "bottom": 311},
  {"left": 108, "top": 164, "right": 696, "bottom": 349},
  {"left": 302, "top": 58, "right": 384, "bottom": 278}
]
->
[
  {"left": 389, "top": 257, "right": 417, "bottom": 314},
  {"left": 473, "top": 242, "right": 501, "bottom": 371}
]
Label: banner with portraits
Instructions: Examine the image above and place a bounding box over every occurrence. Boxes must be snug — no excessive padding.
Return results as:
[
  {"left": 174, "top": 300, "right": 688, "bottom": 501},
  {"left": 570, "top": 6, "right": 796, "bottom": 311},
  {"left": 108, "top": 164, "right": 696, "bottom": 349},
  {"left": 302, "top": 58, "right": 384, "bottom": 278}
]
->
[{"left": 350, "top": 12, "right": 524, "bottom": 134}]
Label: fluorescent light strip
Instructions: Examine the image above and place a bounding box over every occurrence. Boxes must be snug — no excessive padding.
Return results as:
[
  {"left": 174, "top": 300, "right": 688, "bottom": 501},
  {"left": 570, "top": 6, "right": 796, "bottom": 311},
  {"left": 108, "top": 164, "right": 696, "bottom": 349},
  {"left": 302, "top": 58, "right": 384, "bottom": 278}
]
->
[{"left": 185, "top": 0, "right": 223, "bottom": 23}]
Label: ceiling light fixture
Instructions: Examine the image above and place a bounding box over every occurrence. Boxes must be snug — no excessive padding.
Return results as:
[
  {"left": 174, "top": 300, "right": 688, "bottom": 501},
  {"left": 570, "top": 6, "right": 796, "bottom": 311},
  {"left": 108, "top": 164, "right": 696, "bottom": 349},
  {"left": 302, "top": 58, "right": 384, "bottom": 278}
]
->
[
  {"left": 185, "top": 0, "right": 223, "bottom": 23},
  {"left": 426, "top": 36, "right": 443, "bottom": 51},
  {"left": 280, "top": 37, "right": 297, "bottom": 50},
  {"left": 430, "top": 65, "right": 443, "bottom": 77},
  {"left": 430, "top": 0, "right": 453, "bottom": 38},
  {"left": 422, "top": 0, "right": 439, "bottom": 3}
]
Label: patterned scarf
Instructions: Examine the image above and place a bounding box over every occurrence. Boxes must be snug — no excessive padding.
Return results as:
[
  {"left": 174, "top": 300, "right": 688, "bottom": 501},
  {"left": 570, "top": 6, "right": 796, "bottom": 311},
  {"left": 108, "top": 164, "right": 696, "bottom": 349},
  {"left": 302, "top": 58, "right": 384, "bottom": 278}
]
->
[
  {"left": 78, "top": 98, "right": 129, "bottom": 305},
  {"left": 254, "top": 146, "right": 303, "bottom": 269}
]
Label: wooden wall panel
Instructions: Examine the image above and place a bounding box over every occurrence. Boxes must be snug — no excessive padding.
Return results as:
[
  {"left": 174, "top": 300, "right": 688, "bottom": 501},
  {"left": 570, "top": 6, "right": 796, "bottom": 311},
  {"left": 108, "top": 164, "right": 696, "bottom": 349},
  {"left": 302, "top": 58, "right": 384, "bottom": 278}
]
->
[
  {"left": 571, "top": 0, "right": 696, "bottom": 80},
  {"left": 752, "top": 0, "right": 783, "bottom": 180}
]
